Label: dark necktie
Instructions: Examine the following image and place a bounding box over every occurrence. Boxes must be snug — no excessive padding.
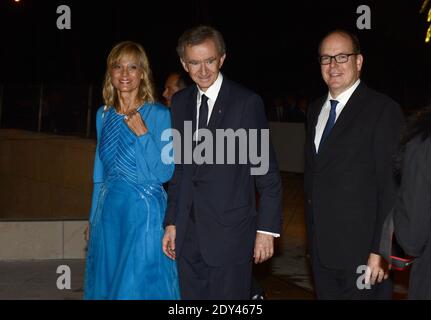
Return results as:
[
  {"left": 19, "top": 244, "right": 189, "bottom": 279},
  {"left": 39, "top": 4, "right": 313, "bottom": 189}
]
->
[
  {"left": 321, "top": 99, "right": 339, "bottom": 143},
  {"left": 197, "top": 94, "right": 209, "bottom": 140}
]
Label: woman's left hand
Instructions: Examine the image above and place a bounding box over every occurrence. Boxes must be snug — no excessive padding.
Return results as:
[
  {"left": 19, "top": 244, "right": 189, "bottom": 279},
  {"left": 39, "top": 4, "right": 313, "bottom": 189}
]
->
[{"left": 124, "top": 110, "right": 148, "bottom": 136}]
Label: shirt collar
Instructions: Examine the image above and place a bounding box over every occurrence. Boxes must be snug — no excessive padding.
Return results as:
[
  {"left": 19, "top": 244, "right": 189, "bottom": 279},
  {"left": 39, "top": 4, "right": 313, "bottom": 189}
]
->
[
  {"left": 197, "top": 72, "right": 223, "bottom": 103},
  {"left": 327, "top": 79, "right": 361, "bottom": 106}
]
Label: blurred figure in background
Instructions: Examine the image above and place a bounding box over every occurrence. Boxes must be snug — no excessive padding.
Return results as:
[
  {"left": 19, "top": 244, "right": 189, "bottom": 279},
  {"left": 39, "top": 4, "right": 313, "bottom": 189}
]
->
[
  {"left": 288, "top": 95, "right": 307, "bottom": 123},
  {"left": 162, "top": 71, "right": 188, "bottom": 107},
  {"left": 267, "top": 96, "right": 286, "bottom": 122},
  {"left": 284, "top": 94, "right": 297, "bottom": 122},
  {"left": 393, "top": 107, "right": 431, "bottom": 299}
]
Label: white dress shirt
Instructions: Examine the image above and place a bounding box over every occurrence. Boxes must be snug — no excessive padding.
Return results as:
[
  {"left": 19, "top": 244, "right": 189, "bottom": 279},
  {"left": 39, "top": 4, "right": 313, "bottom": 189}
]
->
[
  {"left": 314, "top": 79, "right": 361, "bottom": 152},
  {"left": 194, "top": 73, "right": 280, "bottom": 238},
  {"left": 196, "top": 73, "right": 223, "bottom": 134}
]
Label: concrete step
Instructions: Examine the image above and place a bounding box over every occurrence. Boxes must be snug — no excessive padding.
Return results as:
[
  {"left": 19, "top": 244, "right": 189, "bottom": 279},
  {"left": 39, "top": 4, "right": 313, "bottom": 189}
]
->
[{"left": 0, "top": 259, "right": 84, "bottom": 300}]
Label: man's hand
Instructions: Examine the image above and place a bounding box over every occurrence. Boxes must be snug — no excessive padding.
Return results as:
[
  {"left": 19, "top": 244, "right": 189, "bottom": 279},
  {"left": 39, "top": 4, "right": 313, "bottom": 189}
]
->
[
  {"left": 124, "top": 110, "right": 148, "bottom": 136},
  {"left": 253, "top": 232, "right": 274, "bottom": 264},
  {"left": 365, "top": 253, "right": 389, "bottom": 285},
  {"left": 162, "top": 225, "right": 176, "bottom": 260}
]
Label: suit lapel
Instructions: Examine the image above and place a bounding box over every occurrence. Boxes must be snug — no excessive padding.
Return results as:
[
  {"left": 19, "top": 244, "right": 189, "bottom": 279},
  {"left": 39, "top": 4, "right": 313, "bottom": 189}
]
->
[
  {"left": 310, "top": 96, "right": 326, "bottom": 158},
  {"left": 183, "top": 86, "right": 197, "bottom": 176},
  {"left": 207, "top": 78, "right": 230, "bottom": 132},
  {"left": 316, "top": 82, "right": 368, "bottom": 162},
  {"left": 188, "top": 86, "right": 198, "bottom": 133}
]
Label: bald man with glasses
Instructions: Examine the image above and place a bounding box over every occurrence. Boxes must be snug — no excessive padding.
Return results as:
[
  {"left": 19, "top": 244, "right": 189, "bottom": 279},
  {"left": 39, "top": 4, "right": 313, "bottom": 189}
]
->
[{"left": 304, "top": 30, "right": 404, "bottom": 299}]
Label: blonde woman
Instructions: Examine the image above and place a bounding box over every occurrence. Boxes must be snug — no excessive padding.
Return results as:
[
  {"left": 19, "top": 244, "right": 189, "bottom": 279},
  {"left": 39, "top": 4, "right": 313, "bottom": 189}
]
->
[{"left": 84, "top": 41, "right": 179, "bottom": 299}]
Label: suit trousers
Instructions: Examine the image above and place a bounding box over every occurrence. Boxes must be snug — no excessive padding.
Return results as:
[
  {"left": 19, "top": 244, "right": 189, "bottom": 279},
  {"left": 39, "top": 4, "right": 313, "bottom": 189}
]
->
[
  {"left": 311, "top": 233, "right": 393, "bottom": 300},
  {"left": 177, "top": 215, "right": 252, "bottom": 300}
]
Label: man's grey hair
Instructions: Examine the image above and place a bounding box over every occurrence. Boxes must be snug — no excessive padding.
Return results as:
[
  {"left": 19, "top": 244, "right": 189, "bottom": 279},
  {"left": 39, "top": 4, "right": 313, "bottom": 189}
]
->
[{"left": 177, "top": 25, "right": 226, "bottom": 59}]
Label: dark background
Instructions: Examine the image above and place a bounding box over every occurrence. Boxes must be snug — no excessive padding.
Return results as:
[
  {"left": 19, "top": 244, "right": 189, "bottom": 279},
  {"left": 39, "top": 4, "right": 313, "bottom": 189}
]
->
[{"left": 0, "top": 0, "right": 430, "bottom": 133}]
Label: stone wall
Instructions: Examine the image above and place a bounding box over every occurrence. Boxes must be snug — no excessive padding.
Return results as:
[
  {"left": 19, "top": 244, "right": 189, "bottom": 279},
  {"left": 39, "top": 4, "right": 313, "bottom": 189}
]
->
[{"left": 0, "top": 129, "right": 95, "bottom": 220}]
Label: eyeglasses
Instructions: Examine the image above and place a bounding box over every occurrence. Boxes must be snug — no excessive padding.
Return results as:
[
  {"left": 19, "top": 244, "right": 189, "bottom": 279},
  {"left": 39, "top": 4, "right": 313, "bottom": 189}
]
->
[{"left": 318, "top": 53, "right": 358, "bottom": 65}]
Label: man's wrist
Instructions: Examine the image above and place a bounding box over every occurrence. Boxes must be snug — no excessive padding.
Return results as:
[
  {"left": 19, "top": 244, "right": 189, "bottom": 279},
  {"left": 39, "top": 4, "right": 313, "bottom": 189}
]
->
[{"left": 257, "top": 230, "right": 280, "bottom": 238}]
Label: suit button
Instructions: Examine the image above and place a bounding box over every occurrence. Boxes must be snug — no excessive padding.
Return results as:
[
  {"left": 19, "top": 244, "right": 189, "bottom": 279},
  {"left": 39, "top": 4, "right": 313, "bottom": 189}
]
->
[{"left": 308, "top": 199, "right": 312, "bottom": 204}]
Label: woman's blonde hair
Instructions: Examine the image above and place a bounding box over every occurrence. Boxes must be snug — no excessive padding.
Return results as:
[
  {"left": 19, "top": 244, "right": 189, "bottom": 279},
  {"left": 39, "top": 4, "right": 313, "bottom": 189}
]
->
[{"left": 102, "top": 41, "right": 156, "bottom": 109}]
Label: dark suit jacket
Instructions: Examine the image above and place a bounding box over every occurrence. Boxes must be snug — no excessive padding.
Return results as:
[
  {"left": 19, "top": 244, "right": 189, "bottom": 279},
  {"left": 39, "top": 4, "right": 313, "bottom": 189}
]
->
[
  {"left": 393, "top": 135, "right": 431, "bottom": 299},
  {"left": 164, "top": 77, "right": 283, "bottom": 267},
  {"left": 304, "top": 82, "right": 404, "bottom": 270}
]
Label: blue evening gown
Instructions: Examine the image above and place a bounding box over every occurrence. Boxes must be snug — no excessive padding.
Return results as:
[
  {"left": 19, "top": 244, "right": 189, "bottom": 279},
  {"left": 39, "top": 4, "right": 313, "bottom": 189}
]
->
[{"left": 84, "top": 103, "right": 179, "bottom": 300}]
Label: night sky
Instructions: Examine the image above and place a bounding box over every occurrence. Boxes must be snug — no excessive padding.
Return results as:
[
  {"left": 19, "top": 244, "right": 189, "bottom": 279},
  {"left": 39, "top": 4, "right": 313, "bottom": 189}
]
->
[{"left": 1, "top": 0, "right": 430, "bottom": 108}]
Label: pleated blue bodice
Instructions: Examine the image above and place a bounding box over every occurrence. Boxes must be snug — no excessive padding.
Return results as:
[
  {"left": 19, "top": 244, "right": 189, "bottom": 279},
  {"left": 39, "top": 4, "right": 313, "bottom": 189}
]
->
[{"left": 99, "top": 109, "right": 138, "bottom": 185}]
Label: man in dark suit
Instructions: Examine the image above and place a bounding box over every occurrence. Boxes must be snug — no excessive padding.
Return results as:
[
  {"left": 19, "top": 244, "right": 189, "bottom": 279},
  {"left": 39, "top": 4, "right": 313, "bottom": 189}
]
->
[
  {"left": 162, "top": 25, "right": 282, "bottom": 300},
  {"left": 304, "top": 30, "right": 404, "bottom": 299}
]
